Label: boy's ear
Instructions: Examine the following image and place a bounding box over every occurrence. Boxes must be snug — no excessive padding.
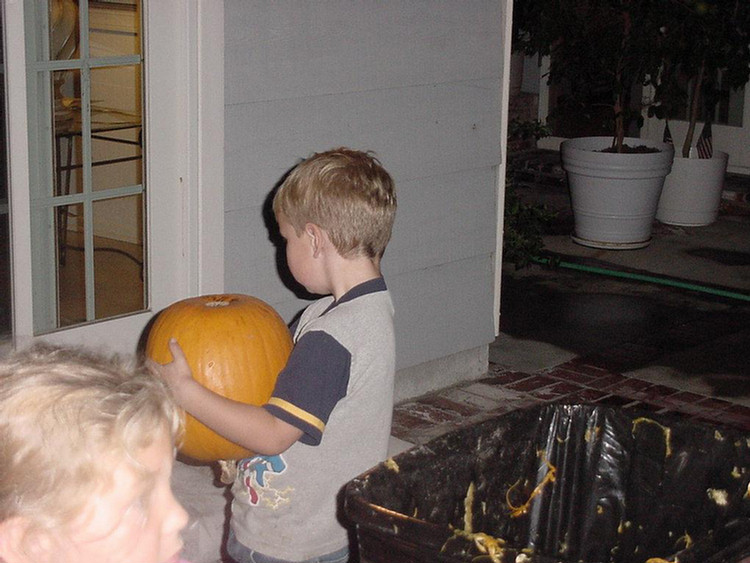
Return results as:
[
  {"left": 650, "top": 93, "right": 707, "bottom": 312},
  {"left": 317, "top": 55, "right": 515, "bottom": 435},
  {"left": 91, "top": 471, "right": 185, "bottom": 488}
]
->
[{"left": 304, "top": 223, "right": 326, "bottom": 258}]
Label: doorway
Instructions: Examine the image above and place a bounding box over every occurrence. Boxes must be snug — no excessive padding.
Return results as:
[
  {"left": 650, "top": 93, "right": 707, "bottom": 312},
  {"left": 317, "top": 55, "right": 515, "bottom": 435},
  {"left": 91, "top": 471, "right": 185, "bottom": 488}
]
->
[{"left": 3, "top": 0, "right": 224, "bottom": 354}]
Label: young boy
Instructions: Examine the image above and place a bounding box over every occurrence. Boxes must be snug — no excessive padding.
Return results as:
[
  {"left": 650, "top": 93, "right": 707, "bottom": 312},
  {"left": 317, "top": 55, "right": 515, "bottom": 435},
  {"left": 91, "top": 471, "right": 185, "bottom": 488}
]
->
[
  {"left": 155, "top": 147, "right": 397, "bottom": 562},
  {"left": 0, "top": 343, "right": 190, "bottom": 563}
]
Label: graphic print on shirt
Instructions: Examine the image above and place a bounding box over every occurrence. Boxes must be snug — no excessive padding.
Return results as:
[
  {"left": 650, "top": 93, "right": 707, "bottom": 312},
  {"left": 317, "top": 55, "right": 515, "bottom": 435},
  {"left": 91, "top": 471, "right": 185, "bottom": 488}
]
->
[{"left": 237, "top": 454, "right": 293, "bottom": 508}]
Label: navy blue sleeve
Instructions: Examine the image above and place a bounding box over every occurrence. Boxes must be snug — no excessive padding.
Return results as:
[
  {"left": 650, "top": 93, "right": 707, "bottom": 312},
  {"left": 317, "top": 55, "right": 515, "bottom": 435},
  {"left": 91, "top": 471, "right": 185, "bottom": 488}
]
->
[{"left": 264, "top": 330, "right": 351, "bottom": 445}]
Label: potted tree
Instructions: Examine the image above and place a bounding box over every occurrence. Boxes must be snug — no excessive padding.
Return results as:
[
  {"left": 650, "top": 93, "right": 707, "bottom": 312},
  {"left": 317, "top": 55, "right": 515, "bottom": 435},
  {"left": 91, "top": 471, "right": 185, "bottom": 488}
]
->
[
  {"left": 650, "top": 0, "right": 750, "bottom": 226},
  {"left": 513, "top": 0, "right": 674, "bottom": 249}
]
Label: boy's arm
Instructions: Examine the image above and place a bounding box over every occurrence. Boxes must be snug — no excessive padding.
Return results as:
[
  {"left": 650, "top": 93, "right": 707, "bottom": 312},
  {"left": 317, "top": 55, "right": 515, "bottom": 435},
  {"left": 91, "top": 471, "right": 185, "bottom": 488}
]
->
[{"left": 154, "top": 339, "right": 303, "bottom": 456}]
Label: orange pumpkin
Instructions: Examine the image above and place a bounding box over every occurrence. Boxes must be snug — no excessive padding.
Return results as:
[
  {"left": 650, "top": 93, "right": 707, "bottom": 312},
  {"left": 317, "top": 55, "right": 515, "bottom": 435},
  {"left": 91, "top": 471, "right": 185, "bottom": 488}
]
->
[{"left": 145, "top": 294, "right": 292, "bottom": 462}]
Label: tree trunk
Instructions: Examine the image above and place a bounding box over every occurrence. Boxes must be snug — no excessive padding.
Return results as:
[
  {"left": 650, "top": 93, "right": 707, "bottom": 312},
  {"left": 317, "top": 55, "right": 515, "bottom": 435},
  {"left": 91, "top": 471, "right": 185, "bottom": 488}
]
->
[
  {"left": 612, "top": 9, "right": 632, "bottom": 153},
  {"left": 683, "top": 60, "right": 705, "bottom": 158},
  {"left": 613, "top": 91, "right": 626, "bottom": 152}
]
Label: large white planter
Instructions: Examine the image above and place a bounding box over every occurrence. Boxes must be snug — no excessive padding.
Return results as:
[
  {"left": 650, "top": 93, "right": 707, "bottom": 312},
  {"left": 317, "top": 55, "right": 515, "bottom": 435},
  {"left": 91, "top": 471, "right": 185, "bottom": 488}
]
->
[
  {"left": 656, "top": 152, "right": 729, "bottom": 226},
  {"left": 561, "top": 137, "right": 674, "bottom": 249}
]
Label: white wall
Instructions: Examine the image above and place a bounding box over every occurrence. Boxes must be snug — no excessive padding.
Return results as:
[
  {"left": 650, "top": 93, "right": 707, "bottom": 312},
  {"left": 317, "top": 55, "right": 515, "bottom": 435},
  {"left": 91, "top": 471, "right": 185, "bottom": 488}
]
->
[
  {"left": 224, "top": 1, "right": 507, "bottom": 395},
  {"left": 641, "top": 100, "right": 750, "bottom": 174}
]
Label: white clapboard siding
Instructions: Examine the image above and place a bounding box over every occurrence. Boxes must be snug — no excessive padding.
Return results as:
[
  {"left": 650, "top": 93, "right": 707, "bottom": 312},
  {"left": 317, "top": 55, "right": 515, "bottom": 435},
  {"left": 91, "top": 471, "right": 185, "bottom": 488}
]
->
[
  {"left": 224, "top": 81, "right": 501, "bottom": 211},
  {"left": 224, "top": 2, "right": 503, "bottom": 105},
  {"left": 223, "top": 1, "right": 506, "bottom": 378},
  {"left": 388, "top": 256, "right": 497, "bottom": 369}
]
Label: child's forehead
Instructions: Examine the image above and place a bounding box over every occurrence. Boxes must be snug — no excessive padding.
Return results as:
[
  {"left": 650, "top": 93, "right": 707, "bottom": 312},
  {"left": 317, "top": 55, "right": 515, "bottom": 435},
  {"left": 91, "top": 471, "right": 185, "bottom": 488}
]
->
[
  {"left": 68, "top": 461, "right": 150, "bottom": 540},
  {"left": 98, "top": 434, "right": 173, "bottom": 495},
  {"left": 69, "top": 436, "right": 172, "bottom": 539}
]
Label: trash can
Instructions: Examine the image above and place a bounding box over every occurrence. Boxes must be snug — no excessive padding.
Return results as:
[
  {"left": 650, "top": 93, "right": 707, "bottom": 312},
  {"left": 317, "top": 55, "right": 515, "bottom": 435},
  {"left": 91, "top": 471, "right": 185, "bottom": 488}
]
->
[{"left": 345, "top": 404, "right": 750, "bottom": 563}]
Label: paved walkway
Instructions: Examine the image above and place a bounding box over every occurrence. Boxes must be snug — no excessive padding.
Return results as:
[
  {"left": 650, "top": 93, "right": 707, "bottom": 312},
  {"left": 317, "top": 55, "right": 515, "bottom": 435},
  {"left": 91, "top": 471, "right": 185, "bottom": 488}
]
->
[{"left": 392, "top": 318, "right": 750, "bottom": 447}]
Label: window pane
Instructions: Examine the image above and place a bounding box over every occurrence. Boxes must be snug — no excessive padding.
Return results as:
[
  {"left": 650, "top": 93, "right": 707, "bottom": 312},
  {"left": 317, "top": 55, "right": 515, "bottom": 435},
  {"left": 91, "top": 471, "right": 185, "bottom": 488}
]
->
[
  {"left": 90, "top": 2, "right": 141, "bottom": 57},
  {"left": 53, "top": 68, "right": 83, "bottom": 196},
  {"left": 49, "top": 0, "right": 80, "bottom": 61},
  {"left": 57, "top": 203, "right": 86, "bottom": 327},
  {"left": 92, "top": 195, "right": 145, "bottom": 319},
  {"left": 90, "top": 65, "right": 142, "bottom": 192}
]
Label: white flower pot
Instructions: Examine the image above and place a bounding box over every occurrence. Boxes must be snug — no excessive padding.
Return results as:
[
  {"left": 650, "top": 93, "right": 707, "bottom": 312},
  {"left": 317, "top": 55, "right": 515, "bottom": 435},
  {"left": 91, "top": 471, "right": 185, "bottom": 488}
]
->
[
  {"left": 656, "top": 152, "right": 729, "bottom": 226},
  {"left": 561, "top": 137, "right": 674, "bottom": 249}
]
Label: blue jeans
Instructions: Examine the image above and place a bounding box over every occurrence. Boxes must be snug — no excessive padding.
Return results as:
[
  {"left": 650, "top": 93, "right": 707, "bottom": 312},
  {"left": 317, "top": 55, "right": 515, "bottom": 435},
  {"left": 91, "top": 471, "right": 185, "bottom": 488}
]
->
[{"left": 226, "top": 530, "right": 350, "bottom": 563}]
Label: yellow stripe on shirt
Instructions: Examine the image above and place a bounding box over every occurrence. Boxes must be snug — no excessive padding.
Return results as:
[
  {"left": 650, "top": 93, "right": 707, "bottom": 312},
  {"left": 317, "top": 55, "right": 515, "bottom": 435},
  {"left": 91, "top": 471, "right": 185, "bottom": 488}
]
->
[{"left": 267, "top": 397, "right": 326, "bottom": 433}]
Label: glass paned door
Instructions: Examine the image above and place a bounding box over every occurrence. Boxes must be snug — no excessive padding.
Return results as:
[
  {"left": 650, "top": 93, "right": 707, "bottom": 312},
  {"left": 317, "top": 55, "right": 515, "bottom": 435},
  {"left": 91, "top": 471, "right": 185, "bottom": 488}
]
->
[
  {"left": 5, "top": 0, "right": 222, "bottom": 354},
  {"left": 25, "top": 0, "right": 145, "bottom": 333}
]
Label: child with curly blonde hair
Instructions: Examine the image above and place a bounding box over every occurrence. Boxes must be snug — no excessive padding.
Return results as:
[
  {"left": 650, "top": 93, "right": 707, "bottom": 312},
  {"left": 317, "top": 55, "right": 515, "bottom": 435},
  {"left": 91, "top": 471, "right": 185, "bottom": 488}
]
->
[{"left": 0, "top": 344, "right": 190, "bottom": 563}]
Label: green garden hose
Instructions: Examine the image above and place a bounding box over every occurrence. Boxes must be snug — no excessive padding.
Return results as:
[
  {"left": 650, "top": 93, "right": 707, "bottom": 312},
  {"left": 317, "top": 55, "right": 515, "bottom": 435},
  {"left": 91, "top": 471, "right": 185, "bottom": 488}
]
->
[{"left": 531, "top": 255, "right": 750, "bottom": 303}]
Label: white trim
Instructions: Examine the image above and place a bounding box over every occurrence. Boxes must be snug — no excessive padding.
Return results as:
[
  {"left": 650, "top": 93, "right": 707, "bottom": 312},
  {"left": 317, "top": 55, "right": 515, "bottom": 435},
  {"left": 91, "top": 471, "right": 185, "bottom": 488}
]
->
[
  {"left": 142, "top": 0, "right": 190, "bottom": 309},
  {"left": 140, "top": 0, "right": 224, "bottom": 312},
  {"left": 146, "top": 0, "right": 224, "bottom": 301},
  {"left": 193, "top": 0, "right": 224, "bottom": 295},
  {"left": 494, "top": 0, "right": 514, "bottom": 336},
  {"left": 4, "top": 0, "right": 34, "bottom": 348}
]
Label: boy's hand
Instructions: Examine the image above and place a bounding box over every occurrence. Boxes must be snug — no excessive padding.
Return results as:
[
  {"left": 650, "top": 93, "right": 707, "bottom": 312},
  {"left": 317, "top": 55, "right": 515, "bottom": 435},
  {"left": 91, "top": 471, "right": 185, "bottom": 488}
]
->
[
  {"left": 149, "top": 339, "right": 303, "bottom": 455},
  {"left": 149, "top": 339, "right": 196, "bottom": 403}
]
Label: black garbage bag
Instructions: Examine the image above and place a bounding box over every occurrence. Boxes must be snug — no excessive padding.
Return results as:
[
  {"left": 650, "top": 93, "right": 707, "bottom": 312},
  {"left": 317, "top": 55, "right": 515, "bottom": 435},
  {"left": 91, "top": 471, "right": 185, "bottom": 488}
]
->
[{"left": 344, "top": 404, "right": 750, "bottom": 563}]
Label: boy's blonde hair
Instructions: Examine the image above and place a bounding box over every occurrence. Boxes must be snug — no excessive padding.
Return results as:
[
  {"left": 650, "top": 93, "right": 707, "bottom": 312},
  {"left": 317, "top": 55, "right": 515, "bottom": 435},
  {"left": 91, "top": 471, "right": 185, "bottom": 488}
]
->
[
  {"left": 273, "top": 147, "right": 397, "bottom": 259},
  {"left": 0, "top": 344, "right": 181, "bottom": 538}
]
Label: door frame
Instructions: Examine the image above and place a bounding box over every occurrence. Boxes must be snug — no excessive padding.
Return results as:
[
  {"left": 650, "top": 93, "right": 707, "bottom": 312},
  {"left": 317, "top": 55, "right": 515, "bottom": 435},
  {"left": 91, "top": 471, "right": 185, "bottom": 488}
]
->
[{"left": 3, "top": 0, "right": 223, "bottom": 354}]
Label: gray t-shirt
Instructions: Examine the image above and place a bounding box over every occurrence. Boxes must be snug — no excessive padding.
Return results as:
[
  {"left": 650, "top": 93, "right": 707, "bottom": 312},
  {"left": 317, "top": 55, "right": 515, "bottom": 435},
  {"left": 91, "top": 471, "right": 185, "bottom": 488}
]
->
[{"left": 230, "top": 278, "right": 395, "bottom": 560}]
